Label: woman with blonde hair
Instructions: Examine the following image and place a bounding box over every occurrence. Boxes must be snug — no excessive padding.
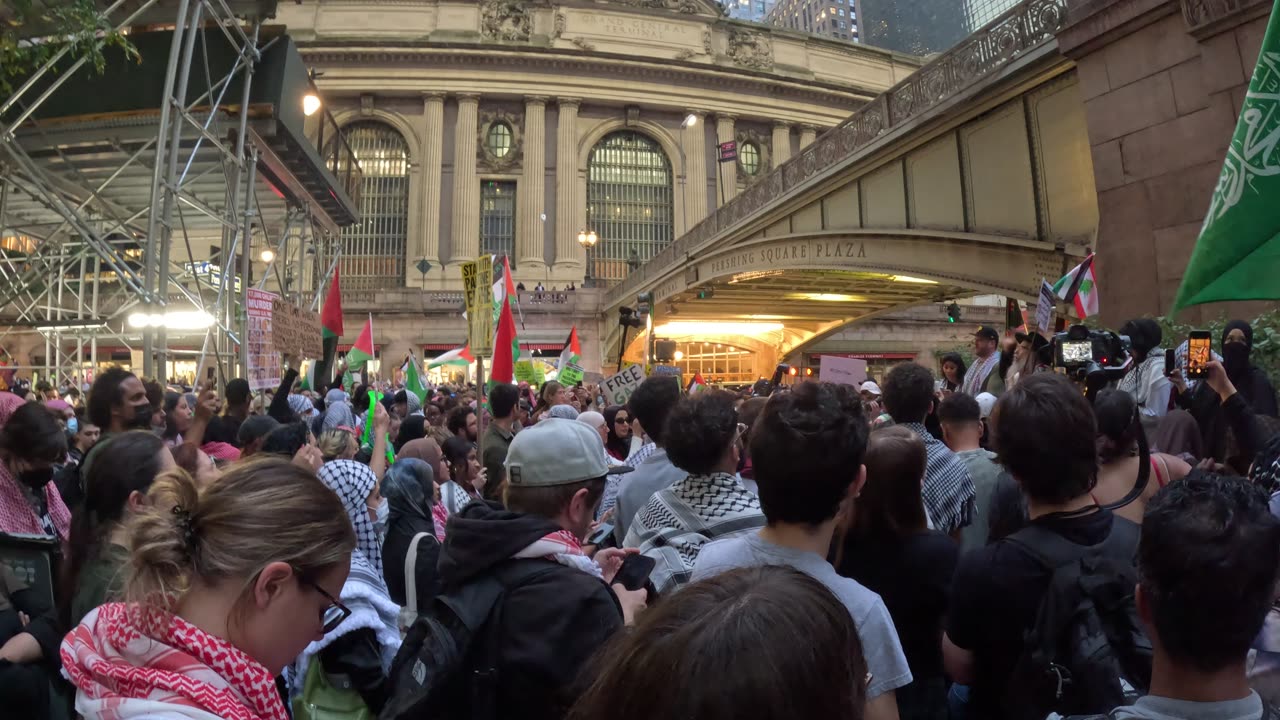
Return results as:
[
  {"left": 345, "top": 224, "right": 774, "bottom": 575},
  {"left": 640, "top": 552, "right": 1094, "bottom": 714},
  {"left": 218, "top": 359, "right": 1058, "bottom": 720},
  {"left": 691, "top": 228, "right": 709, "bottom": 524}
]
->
[{"left": 61, "top": 458, "right": 356, "bottom": 720}]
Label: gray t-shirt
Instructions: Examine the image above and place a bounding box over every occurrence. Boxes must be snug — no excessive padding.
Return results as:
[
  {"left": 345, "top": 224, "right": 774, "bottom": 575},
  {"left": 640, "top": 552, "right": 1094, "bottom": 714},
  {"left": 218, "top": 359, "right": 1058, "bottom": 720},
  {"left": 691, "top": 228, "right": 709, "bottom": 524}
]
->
[
  {"left": 956, "top": 448, "right": 1003, "bottom": 553},
  {"left": 691, "top": 532, "right": 913, "bottom": 700},
  {"left": 1053, "top": 691, "right": 1265, "bottom": 719}
]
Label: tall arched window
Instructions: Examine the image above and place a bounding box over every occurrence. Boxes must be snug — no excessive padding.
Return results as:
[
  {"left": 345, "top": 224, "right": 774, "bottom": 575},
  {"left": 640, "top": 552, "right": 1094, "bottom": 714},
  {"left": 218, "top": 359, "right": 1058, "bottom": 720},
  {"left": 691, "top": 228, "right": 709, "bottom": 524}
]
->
[
  {"left": 341, "top": 121, "right": 408, "bottom": 289},
  {"left": 586, "top": 131, "right": 673, "bottom": 284}
]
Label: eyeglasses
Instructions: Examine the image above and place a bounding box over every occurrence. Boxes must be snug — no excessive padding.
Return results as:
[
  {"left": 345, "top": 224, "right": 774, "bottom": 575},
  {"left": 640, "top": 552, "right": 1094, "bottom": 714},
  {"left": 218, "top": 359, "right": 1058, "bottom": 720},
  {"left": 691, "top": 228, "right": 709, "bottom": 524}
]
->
[
  {"left": 298, "top": 573, "right": 351, "bottom": 633},
  {"left": 614, "top": 417, "right": 629, "bottom": 424},
  {"left": 735, "top": 422, "right": 748, "bottom": 439}
]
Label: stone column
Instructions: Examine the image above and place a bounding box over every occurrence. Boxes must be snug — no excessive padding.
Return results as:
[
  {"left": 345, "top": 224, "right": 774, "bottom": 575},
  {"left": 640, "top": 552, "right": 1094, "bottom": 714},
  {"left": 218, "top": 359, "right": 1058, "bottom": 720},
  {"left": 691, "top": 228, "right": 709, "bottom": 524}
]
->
[
  {"left": 715, "top": 113, "right": 737, "bottom": 204},
  {"left": 449, "top": 93, "right": 481, "bottom": 264},
  {"left": 772, "top": 121, "right": 792, "bottom": 165},
  {"left": 799, "top": 124, "right": 817, "bottom": 149},
  {"left": 517, "top": 96, "right": 548, "bottom": 273},
  {"left": 683, "top": 110, "right": 708, "bottom": 231},
  {"left": 554, "top": 98, "right": 581, "bottom": 271},
  {"left": 421, "top": 93, "right": 445, "bottom": 266}
]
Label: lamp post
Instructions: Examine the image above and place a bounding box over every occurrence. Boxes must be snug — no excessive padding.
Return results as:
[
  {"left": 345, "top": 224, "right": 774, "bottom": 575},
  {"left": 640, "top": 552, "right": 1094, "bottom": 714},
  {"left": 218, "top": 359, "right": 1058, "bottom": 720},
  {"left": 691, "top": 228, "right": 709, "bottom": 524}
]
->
[
  {"left": 679, "top": 113, "right": 697, "bottom": 238},
  {"left": 577, "top": 228, "right": 597, "bottom": 288}
]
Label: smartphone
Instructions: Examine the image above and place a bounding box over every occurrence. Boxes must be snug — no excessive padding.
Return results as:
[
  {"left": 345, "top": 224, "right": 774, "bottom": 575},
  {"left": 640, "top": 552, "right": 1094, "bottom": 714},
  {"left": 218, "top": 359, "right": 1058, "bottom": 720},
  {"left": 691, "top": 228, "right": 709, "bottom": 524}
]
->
[
  {"left": 612, "top": 554, "right": 656, "bottom": 592},
  {"left": 1187, "top": 330, "right": 1211, "bottom": 380},
  {"left": 1164, "top": 348, "right": 1176, "bottom": 378},
  {"left": 587, "top": 523, "right": 614, "bottom": 547},
  {"left": 206, "top": 366, "right": 215, "bottom": 383}
]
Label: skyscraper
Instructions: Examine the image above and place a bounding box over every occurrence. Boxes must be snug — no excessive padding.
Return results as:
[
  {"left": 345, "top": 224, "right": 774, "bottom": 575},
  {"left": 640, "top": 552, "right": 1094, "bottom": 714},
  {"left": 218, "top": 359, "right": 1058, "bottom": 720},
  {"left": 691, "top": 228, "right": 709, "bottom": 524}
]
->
[
  {"left": 723, "top": 0, "right": 777, "bottom": 23},
  {"left": 964, "top": 0, "right": 1021, "bottom": 31},
  {"left": 854, "top": 0, "right": 968, "bottom": 55},
  {"left": 765, "top": 0, "right": 859, "bottom": 43}
]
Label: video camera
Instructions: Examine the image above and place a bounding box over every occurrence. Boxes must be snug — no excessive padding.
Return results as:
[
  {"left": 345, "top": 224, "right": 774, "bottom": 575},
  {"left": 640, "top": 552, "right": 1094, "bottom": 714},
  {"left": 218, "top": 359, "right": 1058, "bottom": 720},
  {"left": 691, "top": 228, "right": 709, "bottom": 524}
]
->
[{"left": 1052, "top": 324, "right": 1131, "bottom": 394}]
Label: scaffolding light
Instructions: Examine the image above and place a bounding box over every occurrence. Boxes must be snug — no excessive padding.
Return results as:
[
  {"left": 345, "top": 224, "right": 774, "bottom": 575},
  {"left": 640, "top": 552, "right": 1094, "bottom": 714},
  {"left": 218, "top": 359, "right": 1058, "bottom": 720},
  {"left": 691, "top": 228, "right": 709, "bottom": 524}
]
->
[
  {"left": 654, "top": 321, "right": 784, "bottom": 338},
  {"left": 682, "top": 113, "right": 698, "bottom": 128},
  {"left": 260, "top": 248, "right": 276, "bottom": 263},
  {"left": 303, "top": 93, "right": 322, "bottom": 117},
  {"left": 128, "top": 311, "right": 215, "bottom": 330}
]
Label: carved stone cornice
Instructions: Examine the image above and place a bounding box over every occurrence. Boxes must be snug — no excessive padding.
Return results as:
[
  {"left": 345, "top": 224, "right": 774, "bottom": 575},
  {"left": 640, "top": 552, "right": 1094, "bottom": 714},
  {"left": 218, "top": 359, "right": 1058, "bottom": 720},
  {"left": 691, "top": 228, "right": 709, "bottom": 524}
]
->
[
  {"left": 558, "top": 97, "right": 583, "bottom": 108},
  {"left": 524, "top": 95, "right": 550, "bottom": 106},
  {"left": 1181, "top": 0, "right": 1270, "bottom": 38}
]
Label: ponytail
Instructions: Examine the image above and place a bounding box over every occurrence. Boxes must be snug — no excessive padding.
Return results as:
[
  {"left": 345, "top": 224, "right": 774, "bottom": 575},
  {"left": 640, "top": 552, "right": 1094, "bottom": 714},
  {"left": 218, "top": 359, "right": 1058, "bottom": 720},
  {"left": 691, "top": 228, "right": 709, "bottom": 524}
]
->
[{"left": 126, "top": 469, "right": 202, "bottom": 603}]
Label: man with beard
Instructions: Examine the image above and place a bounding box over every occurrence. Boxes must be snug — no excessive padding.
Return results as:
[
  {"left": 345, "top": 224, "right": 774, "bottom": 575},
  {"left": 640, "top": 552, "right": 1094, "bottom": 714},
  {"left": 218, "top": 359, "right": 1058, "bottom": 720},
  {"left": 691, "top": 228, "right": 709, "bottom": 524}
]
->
[{"left": 79, "top": 368, "right": 155, "bottom": 478}]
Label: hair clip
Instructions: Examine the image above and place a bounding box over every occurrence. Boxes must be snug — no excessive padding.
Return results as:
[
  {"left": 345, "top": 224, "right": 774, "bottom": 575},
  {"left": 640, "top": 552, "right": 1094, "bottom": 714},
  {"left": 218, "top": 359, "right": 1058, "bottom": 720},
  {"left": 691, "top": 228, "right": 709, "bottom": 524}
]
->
[{"left": 171, "top": 505, "right": 197, "bottom": 555}]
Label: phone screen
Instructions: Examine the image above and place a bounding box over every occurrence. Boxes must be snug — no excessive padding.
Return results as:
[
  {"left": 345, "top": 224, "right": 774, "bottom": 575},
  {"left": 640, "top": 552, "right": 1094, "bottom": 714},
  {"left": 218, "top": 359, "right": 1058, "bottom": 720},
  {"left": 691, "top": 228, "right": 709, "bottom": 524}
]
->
[
  {"left": 613, "top": 554, "right": 656, "bottom": 592},
  {"left": 1188, "top": 333, "right": 1211, "bottom": 379}
]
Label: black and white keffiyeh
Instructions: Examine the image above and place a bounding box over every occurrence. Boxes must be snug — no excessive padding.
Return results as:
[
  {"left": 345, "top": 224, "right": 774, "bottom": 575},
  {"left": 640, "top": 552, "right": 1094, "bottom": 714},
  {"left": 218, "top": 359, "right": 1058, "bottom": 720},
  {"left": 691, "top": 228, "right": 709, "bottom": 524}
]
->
[
  {"left": 624, "top": 472, "right": 765, "bottom": 594},
  {"left": 317, "top": 459, "right": 384, "bottom": 577}
]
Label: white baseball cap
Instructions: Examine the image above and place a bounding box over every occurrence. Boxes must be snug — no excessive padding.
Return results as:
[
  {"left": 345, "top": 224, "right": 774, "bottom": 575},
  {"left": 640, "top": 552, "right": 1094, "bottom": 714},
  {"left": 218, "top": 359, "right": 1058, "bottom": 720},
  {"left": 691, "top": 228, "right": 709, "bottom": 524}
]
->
[
  {"left": 506, "top": 418, "right": 616, "bottom": 487},
  {"left": 860, "top": 381, "right": 882, "bottom": 396},
  {"left": 975, "top": 392, "right": 998, "bottom": 419}
]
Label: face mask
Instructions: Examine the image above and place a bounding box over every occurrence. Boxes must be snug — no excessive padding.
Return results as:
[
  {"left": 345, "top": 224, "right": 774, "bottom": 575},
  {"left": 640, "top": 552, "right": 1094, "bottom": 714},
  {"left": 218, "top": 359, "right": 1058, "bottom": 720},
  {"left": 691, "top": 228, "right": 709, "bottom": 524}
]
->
[
  {"left": 1223, "top": 342, "right": 1250, "bottom": 375},
  {"left": 66, "top": 417, "right": 78, "bottom": 434},
  {"left": 18, "top": 466, "right": 54, "bottom": 490},
  {"left": 131, "top": 403, "right": 154, "bottom": 430}
]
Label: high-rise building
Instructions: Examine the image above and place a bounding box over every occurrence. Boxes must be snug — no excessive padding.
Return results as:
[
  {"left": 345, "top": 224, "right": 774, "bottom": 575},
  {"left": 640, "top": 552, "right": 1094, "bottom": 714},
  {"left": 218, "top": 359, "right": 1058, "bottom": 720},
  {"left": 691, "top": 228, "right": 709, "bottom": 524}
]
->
[
  {"left": 723, "top": 0, "right": 776, "bottom": 22},
  {"left": 765, "top": 0, "right": 859, "bottom": 43},
  {"left": 964, "top": 0, "right": 1021, "bottom": 31},
  {"left": 854, "top": 0, "right": 968, "bottom": 55}
]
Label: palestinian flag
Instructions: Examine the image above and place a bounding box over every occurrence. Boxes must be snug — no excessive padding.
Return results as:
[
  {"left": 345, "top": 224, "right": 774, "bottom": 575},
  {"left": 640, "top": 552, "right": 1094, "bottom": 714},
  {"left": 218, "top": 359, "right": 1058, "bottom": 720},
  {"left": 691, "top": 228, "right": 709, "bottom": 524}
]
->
[
  {"left": 315, "top": 266, "right": 344, "bottom": 391},
  {"left": 558, "top": 326, "right": 582, "bottom": 371},
  {"left": 491, "top": 290, "right": 519, "bottom": 384},
  {"left": 492, "top": 255, "right": 518, "bottom": 326},
  {"left": 428, "top": 344, "right": 474, "bottom": 369},
  {"left": 346, "top": 315, "right": 375, "bottom": 369},
  {"left": 403, "top": 354, "right": 428, "bottom": 404},
  {"left": 688, "top": 372, "right": 708, "bottom": 394},
  {"left": 1051, "top": 254, "right": 1099, "bottom": 319}
]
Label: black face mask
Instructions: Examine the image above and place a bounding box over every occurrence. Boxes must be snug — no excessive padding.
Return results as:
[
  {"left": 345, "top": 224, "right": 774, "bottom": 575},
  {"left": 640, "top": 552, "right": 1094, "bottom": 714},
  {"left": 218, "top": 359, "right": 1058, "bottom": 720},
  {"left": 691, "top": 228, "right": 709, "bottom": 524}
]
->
[
  {"left": 17, "top": 466, "right": 54, "bottom": 490},
  {"left": 130, "top": 403, "right": 154, "bottom": 429},
  {"left": 1223, "top": 342, "right": 1251, "bottom": 376}
]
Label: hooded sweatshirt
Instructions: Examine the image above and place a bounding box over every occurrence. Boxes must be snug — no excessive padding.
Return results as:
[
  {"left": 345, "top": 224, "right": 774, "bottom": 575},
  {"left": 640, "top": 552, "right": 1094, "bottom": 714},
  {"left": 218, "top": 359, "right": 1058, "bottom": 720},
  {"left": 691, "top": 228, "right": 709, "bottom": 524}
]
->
[{"left": 437, "top": 502, "right": 623, "bottom": 720}]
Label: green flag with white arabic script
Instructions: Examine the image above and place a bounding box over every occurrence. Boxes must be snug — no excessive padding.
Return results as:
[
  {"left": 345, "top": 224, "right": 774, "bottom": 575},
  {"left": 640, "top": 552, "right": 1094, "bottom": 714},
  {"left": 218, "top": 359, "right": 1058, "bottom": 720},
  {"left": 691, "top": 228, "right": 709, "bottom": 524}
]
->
[{"left": 1174, "top": 0, "right": 1280, "bottom": 312}]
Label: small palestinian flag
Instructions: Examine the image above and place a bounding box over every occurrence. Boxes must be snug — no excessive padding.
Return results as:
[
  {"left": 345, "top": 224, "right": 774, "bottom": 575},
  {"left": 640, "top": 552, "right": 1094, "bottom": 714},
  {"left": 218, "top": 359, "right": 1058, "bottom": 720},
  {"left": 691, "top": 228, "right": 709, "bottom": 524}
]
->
[
  {"left": 346, "top": 315, "right": 375, "bottom": 369},
  {"left": 688, "top": 372, "right": 708, "bottom": 394},
  {"left": 558, "top": 326, "right": 582, "bottom": 371},
  {"left": 429, "top": 344, "right": 474, "bottom": 369}
]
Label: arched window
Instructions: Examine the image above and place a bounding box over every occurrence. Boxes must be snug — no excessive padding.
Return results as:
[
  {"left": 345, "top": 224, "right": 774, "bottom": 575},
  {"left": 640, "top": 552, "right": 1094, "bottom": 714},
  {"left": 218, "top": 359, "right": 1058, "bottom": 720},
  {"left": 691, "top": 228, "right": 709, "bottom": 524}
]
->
[
  {"left": 341, "top": 121, "right": 408, "bottom": 290},
  {"left": 585, "top": 131, "right": 673, "bottom": 284}
]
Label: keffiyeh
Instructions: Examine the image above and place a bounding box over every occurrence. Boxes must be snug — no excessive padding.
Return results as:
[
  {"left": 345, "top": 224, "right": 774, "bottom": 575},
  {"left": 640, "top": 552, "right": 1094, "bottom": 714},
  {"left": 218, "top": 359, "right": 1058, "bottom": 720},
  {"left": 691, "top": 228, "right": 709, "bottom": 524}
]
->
[
  {"left": 0, "top": 457, "right": 71, "bottom": 538},
  {"left": 321, "top": 390, "right": 355, "bottom": 433},
  {"left": 287, "top": 394, "right": 314, "bottom": 419},
  {"left": 317, "top": 459, "right": 383, "bottom": 576},
  {"left": 511, "top": 528, "right": 602, "bottom": 579},
  {"left": 62, "top": 603, "right": 288, "bottom": 720}
]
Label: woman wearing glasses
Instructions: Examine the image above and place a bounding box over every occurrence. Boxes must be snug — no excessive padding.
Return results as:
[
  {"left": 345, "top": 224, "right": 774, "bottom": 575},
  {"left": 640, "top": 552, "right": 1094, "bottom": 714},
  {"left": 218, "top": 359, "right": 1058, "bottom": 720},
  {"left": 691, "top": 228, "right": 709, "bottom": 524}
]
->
[
  {"left": 292, "top": 459, "right": 404, "bottom": 716},
  {"left": 60, "top": 458, "right": 356, "bottom": 720}
]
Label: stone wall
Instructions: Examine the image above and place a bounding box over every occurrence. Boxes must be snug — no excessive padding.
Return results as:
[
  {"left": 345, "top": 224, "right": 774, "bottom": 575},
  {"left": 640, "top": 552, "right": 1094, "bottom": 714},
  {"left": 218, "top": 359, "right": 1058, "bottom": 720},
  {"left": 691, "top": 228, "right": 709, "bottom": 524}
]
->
[{"left": 1059, "top": 0, "right": 1272, "bottom": 326}]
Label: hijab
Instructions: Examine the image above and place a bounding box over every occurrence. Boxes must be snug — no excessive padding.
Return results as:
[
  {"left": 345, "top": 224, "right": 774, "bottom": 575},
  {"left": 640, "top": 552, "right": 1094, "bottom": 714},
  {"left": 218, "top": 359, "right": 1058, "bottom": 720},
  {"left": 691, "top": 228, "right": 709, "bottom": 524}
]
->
[
  {"left": 316, "top": 460, "right": 382, "bottom": 576},
  {"left": 399, "top": 438, "right": 444, "bottom": 475},
  {"left": 321, "top": 390, "right": 355, "bottom": 433},
  {"left": 603, "top": 405, "right": 630, "bottom": 460},
  {"left": 380, "top": 459, "right": 438, "bottom": 606},
  {"left": 395, "top": 415, "right": 428, "bottom": 453}
]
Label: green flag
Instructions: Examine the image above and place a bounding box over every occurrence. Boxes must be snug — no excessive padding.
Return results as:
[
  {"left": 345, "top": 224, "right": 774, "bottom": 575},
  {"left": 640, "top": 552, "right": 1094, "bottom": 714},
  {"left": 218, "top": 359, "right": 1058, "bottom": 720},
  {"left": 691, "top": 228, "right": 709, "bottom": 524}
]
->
[
  {"left": 404, "top": 355, "right": 427, "bottom": 404},
  {"left": 1174, "top": 3, "right": 1280, "bottom": 312}
]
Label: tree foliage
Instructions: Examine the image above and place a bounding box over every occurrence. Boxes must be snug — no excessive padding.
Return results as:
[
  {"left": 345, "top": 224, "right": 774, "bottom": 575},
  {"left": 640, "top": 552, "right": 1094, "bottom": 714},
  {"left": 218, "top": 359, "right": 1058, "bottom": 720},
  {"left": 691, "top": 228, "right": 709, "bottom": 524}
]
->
[{"left": 0, "top": 0, "right": 139, "bottom": 96}]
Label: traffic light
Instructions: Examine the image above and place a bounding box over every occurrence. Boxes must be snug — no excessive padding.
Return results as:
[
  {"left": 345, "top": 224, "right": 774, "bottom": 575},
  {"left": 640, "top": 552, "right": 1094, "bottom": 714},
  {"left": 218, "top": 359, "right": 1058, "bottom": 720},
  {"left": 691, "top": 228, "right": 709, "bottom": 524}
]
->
[{"left": 947, "top": 302, "right": 961, "bottom": 323}]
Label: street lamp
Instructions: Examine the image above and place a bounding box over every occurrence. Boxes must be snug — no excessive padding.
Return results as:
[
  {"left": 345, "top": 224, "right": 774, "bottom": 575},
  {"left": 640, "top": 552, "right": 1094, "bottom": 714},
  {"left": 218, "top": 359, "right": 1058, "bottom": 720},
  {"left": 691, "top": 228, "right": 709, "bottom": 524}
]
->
[
  {"left": 682, "top": 113, "right": 698, "bottom": 129},
  {"left": 576, "top": 228, "right": 598, "bottom": 248},
  {"left": 303, "top": 93, "right": 322, "bottom": 117},
  {"left": 260, "top": 248, "right": 275, "bottom": 263}
]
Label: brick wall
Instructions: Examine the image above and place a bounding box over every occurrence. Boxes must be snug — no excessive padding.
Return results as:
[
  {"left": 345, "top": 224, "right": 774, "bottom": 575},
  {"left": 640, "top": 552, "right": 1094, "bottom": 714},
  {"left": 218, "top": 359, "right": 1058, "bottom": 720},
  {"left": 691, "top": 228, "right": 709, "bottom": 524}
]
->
[{"left": 1060, "top": 0, "right": 1271, "bottom": 326}]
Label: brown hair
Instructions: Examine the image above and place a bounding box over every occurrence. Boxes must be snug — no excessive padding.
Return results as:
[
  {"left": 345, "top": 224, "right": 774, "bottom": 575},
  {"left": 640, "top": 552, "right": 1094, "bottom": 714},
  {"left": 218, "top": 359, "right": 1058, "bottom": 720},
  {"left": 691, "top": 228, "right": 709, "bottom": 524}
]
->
[
  {"left": 504, "top": 477, "right": 605, "bottom": 519},
  {"left": 125, "top": 458, "right": 355, "bottom": 607},
  {"left": 850, "top": 426, "right": 927, "bottom": 539},
  {"left": 570, "top": 565, "right": 867, "bottom": 720}
]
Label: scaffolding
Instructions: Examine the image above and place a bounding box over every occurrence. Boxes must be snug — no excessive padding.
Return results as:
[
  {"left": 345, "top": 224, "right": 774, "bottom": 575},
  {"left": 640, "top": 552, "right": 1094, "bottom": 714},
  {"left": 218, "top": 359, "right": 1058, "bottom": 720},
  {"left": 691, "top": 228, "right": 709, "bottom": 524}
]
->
[{"left": 0, "top": 0, "right": 355, "bottom": 389}]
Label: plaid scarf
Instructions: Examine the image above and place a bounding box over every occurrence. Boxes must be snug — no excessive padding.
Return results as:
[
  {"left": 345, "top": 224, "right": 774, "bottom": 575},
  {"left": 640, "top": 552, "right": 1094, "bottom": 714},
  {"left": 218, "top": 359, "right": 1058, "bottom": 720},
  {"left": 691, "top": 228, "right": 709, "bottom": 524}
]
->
[{"left": 0, "top": 457, "right": 70, "bottom": 539}]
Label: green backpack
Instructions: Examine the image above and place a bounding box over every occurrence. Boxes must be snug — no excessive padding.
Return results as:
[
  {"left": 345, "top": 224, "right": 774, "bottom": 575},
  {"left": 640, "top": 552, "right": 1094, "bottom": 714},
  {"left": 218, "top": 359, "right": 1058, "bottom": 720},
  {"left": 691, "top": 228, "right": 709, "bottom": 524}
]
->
[{"left": 292, "top": 660, "right": 372, "bottom": 720}]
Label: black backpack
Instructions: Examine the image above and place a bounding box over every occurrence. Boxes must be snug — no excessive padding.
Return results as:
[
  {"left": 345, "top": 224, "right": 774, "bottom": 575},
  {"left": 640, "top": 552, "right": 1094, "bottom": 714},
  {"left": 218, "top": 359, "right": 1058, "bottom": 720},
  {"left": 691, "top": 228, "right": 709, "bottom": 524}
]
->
[
  {"left": 1000, "top": 517, "right": 1152, "bottom": 720},
  {"left": 379, "top": 559, "right": 560, "bottom": 720}
]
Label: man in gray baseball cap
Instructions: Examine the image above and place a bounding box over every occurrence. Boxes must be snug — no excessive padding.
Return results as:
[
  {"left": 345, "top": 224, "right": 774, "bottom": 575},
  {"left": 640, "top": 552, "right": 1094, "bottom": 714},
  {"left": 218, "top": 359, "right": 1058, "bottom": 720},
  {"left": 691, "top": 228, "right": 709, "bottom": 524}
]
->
[{"left": 429, "top": 418, "right": 646, "bottom": 720}]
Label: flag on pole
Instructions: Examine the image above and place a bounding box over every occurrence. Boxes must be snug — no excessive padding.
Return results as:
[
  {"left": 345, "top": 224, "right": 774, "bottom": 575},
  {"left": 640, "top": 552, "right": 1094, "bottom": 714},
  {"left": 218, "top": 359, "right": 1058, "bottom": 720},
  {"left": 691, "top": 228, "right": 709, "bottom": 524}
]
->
[
  {"left": 315, "top": 266, "right": 344, "bottom": 390},
  {"left": 558, "top": 326, "right": 582, "bottom": 371},
  {"left": 688, "top": 372, "right": 708, "bottom": 394},
  {"left": 1051, "top": 254, "right": 1099, "bottom": 319},
  {"left": 492, "top": 256, "right": 517, "bottom": 325},
  {"left": 491, "top": 291, "right": 519, "bottom": 384},
  {"left": 346, "top": 315, "right": 375, "bottom": 369},
  {"left": 428, "top": 344, "right": 474, "bottom": 369},
  {"left": 1175, "top": 7, "right": 1280, "bottom": 312},
  {"left": 403, "top": 354, "right": 428, "bottom": 404}
]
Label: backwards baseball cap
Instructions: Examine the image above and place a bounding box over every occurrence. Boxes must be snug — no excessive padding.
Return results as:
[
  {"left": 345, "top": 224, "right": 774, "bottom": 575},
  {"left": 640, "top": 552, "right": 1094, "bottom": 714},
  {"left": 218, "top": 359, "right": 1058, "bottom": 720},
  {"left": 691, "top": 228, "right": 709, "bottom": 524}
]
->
[
  {"left": 974, "top": 326, "right": 1000, "bottom": 342},
  {"left": 506, "top": 418, "right": 624, "bottom": 487}
]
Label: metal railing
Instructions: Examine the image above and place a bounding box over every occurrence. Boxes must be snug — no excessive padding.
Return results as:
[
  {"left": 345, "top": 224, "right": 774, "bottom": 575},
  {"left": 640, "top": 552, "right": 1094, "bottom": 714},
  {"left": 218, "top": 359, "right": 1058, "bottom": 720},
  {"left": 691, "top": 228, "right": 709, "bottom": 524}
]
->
[{"left": 605, "top": 0, "right": 1070, "bottom": 306}]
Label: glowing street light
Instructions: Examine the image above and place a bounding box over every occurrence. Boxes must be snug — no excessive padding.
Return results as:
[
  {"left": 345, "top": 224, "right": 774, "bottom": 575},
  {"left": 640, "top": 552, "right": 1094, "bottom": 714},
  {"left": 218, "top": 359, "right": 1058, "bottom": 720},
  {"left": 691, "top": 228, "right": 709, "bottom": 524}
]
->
[
  {"left": 577, "top": 229, "right": 598, "bottom": 248},
  {"left": 303, "top": 93, "right": 322, "bottom": 117},
  {"left": 260, "top": 248, "right": 276, "bottom": 263},
  {"left": 682, "top": 113, "right": 698, "bottom": 128}
]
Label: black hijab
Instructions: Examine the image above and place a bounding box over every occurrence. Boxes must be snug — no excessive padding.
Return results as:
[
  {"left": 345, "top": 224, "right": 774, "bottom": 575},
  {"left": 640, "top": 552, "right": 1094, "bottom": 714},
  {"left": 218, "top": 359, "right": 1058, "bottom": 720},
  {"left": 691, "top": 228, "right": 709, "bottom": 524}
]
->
[
  {"left": 380, "top": 458, "right": 438, "bottom": 605},
  {"left": 603, "top": 405, "right": 630, "bottom": 460}
]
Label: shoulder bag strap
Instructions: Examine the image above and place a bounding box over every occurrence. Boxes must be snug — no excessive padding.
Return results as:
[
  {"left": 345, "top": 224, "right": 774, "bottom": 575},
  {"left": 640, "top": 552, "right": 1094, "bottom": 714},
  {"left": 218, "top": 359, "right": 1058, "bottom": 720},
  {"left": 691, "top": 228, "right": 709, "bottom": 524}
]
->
[{"left": 404, "top": 531, "right": 431, "bottom": 615}]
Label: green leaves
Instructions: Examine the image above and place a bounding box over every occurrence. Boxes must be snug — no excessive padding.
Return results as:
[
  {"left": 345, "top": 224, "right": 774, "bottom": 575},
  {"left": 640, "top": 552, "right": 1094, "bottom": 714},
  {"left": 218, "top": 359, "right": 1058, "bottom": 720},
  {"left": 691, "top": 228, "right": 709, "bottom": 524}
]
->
[{"left": 0, "top": 0, "right": 139, "bottom": 96}]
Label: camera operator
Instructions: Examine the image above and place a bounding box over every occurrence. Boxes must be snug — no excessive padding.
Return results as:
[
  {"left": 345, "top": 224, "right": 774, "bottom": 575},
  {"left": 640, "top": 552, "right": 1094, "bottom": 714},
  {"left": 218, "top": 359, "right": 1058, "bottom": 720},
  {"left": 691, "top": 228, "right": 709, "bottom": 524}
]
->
[{"left": 1116, "top": 319, "right": 1171, "bottom": 419}]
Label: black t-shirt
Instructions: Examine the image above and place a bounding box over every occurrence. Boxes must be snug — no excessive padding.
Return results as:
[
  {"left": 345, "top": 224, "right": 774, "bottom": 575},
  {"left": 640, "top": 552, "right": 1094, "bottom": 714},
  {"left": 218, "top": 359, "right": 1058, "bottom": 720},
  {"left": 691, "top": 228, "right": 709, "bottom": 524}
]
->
[
  {"left": 204, "top": 414, "right": 245, "bottom": 448},
  {"left": 946, "top": 508, "right": 1121, "bottom": 720},
  {"left": 837, "top": 530, "right": 959, "bottom": 685}
]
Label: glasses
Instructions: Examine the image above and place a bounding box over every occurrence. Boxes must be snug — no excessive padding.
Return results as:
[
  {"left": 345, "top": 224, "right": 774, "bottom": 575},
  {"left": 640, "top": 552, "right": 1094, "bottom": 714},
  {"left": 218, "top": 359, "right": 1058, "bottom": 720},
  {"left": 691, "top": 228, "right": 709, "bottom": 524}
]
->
[
  {"left": 615, "top": 417, "right": 629, "bottom": 424},
  {"left": 735, "top": 422, "right": 748, "bottom": 440},
  {"left": 298, "top": 573, "right": 351, "bottom": 633}
]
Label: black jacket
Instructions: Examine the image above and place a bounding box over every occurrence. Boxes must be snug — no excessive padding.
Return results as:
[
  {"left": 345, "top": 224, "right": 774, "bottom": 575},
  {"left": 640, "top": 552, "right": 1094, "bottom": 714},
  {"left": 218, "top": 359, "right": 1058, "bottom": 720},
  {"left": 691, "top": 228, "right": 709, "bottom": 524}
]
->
[{"left": 437, "top": 502, "right": 623, "bottom": 720}]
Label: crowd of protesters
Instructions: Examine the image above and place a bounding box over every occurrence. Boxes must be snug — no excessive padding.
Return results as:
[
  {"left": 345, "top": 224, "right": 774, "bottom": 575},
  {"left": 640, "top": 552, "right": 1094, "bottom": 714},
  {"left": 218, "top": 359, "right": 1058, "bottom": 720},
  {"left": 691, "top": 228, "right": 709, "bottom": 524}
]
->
[{"left": 0, "top": 317, "right": 1277, "bottom": 720}]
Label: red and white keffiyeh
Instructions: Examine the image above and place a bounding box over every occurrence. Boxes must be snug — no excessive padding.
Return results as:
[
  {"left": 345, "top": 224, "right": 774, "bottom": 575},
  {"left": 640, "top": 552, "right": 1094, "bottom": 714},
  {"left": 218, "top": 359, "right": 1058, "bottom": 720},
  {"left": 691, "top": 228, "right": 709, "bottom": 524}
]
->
[
  {"left": 511, "top": 529, "right": 602, "bottom": 579},
  {"left": 0, "top": 457, "right": 71, "bottom": 538},
  {"left": 61, "top": 603, "right": 289, "bottom": 720}
]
